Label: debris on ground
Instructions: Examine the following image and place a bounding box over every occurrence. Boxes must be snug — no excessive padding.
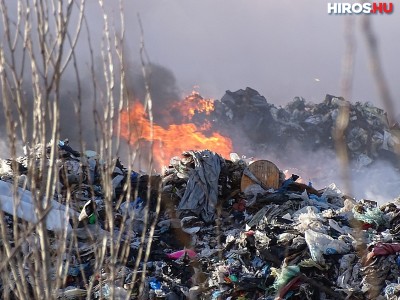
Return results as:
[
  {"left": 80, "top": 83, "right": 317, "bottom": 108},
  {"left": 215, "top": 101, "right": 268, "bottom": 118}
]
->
[{"left": 1, "top": 134, "right": 400, "bottom": 300}]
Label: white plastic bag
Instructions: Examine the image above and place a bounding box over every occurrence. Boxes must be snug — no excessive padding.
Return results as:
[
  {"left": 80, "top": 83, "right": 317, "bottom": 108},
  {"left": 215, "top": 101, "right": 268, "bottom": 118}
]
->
[{"left": 305, "top": 229, "right": 350, "bottom": 264}]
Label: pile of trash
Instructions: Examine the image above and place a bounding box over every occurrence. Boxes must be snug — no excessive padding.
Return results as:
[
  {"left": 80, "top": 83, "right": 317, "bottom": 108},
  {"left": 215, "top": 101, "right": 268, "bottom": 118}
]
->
[
  {"left": 204, "top": 87, "right": 400, "bottom": 168},
  {"left": 1, "top": 138, "right": 400, "bottom": 299}
]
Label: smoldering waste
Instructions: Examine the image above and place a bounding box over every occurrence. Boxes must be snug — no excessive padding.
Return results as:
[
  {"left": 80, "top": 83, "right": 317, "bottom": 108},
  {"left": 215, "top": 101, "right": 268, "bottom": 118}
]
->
[{"left": 1, "top": 90, "right": 400, "bottom": 299}]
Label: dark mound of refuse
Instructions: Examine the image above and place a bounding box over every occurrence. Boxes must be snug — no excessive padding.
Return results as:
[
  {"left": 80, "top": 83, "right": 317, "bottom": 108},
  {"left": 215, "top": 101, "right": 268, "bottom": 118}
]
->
[{"left": 202, "top": 87, "right": 399, "bottom": 168}]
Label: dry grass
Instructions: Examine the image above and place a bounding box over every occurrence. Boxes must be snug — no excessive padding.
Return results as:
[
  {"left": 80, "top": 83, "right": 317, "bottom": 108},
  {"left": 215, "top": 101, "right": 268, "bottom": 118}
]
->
[{"left": 0, "top": 1, "right": 157, "bottom": 299}]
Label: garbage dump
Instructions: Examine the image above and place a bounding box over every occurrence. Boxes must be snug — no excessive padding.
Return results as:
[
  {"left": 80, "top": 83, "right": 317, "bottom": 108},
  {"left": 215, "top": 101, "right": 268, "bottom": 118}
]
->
[
  {"left": 1, "top": 136, "right": 400, "bottom": 300},
  {"left": 193, "top": 87, "right": 400, "bottom": 169}
]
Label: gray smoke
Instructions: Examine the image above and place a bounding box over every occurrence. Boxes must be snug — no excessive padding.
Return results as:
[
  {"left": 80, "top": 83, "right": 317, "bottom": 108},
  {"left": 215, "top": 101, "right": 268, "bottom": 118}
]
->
[{"left": 233, "top": 133, "right": 400, "bottom": 205}]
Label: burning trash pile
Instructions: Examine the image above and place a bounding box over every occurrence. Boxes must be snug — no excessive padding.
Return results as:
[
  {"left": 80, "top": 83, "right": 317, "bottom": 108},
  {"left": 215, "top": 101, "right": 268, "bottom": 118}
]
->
[
  {"left": 119, "top": 87, "right": 399, "bottom": 173},
  {"left": 2, "top": 137, "right": 400, "bottom": 299},
  {"left": 119, "top": 92, "right": 233, "bottom": 169}
]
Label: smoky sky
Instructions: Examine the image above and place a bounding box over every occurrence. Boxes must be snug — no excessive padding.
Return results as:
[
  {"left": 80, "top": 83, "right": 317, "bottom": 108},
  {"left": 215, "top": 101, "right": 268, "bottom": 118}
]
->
[
  {"left": 112, "top": 0, "right": 399, "bottom": 113},
  {"left": 1, "top": 0, "right": 400, "bottom": 201},
  {"left": 3, "top": 0, "right": 397, "bottom": 122},
  {"left": 2, "top": 0, "right": 400, "bottom": 140},
  {"left": 1, "top": 0, "right": 399, "bottom": 132}
]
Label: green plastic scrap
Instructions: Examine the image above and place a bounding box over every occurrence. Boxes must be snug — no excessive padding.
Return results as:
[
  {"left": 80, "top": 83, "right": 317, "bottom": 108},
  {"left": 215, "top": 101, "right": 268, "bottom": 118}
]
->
[
  {"left": 228, "top": 274, "right": 238, "bottom": 282},
  {"left": 272, "top": 265, "right": 300, "bottom": 291},
  {"left": 88, "top": 214, "right": 96, "bottom": 224},
  {"left": 352, "top": 207, "right": 385, "bottom": 226}
]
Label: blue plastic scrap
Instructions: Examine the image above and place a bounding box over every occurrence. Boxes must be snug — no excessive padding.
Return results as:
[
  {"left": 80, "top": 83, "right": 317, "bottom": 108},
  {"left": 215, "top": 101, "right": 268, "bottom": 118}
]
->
[{"left": 149, "top": 278, "right": 161, "bottom": 290}]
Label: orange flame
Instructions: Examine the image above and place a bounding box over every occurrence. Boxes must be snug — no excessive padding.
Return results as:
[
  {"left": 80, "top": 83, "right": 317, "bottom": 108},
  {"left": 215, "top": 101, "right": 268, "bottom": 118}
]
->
[
  {"left": 120, "top": 101, "right": 232, "bottom": 169},
  {"left": 172, "top": 91, "right": 215, "bottom": 120}
]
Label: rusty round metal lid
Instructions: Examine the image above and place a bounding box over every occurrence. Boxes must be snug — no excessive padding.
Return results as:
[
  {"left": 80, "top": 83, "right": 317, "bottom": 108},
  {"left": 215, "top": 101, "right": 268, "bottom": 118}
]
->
[{"left": 241, "top": 160, "right": 280, "bottom": 191}]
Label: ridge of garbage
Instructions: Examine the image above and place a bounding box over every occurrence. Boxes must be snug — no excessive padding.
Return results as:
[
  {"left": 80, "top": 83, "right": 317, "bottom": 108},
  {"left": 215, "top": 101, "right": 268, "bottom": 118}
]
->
[
  {"left": 1, "top": 89, "right": 400, "bottom": 299},
  {"left": 206, "top": 88, "right": 399, "bottom": 169}
]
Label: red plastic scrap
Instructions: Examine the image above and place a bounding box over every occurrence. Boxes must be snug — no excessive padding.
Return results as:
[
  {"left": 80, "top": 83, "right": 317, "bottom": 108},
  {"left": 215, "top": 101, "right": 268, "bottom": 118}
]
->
[
  {"left": 277, "top": 275, "right": 303, "bottom": 300},
  {"left": 233, "top": 199, "right": 246, "bottom": 211},
  {"left": 166, "top": 249, "right": 197, "bottom": 260},
  {"left": 361, "top": 223, "right": 374, "bottom": 230},
  {"left": 366, "top": 242, "right": 400, "bottom": 262},
  {"left": 245, "top": 230, "right": 255, "bottom": 236},
  {"left": 371, "top": 242, "right": 400, "bottom": 256}
]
